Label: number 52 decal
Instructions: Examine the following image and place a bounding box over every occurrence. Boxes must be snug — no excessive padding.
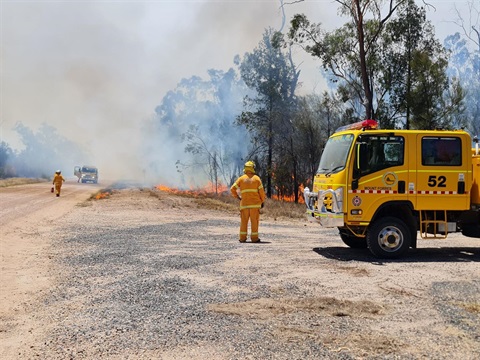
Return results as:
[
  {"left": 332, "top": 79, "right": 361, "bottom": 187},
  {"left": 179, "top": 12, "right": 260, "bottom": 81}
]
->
[{"left": 428, "top": 175, "right": 447, "bottom": 187}]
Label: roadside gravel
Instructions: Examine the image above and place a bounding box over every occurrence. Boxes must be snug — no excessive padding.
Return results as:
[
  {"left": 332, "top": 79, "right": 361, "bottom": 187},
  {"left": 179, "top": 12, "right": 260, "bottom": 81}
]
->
[{"left": 8, "top": 188, "right": 480, "bottom": 359}]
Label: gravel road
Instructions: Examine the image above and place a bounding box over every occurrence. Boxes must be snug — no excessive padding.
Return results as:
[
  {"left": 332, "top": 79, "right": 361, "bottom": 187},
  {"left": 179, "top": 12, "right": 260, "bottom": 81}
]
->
[{"left": 1, "top": 185, "right": 479, "bottom": 359}]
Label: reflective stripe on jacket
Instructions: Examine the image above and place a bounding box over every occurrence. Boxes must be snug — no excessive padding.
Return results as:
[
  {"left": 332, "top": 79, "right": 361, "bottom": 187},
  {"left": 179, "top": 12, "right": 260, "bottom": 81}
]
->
[{"left": 230, "top": 174, "right": 266, "bottom": 209}]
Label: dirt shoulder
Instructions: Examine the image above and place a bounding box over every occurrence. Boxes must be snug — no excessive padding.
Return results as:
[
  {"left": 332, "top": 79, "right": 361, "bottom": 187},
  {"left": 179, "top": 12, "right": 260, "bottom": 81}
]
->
[
  {"left": 0, "top": 181, "right": 103, "bottom": 357},
  {"left": 1, "top": 186, "right": 479, "bottom": 359}
]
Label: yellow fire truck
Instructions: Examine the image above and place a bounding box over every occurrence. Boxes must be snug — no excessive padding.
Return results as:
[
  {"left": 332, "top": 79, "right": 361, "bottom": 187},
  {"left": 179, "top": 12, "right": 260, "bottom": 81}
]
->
[{"left": 304, "top": 120, "right": 480, "bottom": 258}]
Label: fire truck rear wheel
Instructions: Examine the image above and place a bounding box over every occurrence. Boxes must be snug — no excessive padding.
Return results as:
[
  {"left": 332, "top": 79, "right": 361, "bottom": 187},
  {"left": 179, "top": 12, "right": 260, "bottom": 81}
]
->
[{"left": 367, "top": 216, "right": 411, "bottom": 258}]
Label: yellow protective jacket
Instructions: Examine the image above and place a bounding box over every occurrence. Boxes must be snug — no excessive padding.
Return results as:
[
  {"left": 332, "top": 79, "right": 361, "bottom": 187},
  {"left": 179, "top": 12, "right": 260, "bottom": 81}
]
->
[
  {"left": 231, "top": 174, "right": 266, "bottom": 210},
  {"left": 53, "top": 174, "right": 65, "bottom": 185}
]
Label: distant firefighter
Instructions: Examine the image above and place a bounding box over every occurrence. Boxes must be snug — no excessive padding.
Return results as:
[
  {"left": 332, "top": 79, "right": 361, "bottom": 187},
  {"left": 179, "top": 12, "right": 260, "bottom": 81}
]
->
[
  {"left": 52, "top": 170, "right": 65, "bottom": 197},
  {"left": 230, "top": 161, "right": 266, "bottom": 242}
]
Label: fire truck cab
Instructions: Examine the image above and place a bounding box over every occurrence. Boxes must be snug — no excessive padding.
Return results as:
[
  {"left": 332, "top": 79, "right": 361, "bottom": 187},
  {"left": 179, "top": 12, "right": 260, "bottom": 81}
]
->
[{"left": 304, "top": 120, "right": 480, "bottom": 258}]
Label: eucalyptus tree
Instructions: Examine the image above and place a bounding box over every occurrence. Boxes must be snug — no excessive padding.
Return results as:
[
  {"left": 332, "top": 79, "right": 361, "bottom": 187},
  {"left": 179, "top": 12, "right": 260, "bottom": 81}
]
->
[
  {"left": 375, "top": 0, "right": 425, "bottom": 128},
  {"left": 153, "top": 68, "right": 250, "bottom": 189},
  {"left": 237, "top": 28, "right": 300, "bottom": 198},
  {"left": 0, "top": 141, "right": 14, "bottom": 178},
  {"left": 12, "top": 123, "right": 86, "bottom": 178},
  {"left": 453, "top": 0, "right": 480, "bottom": 52},
  {"left": 407, "top": 50, "right": 463, "bottom": 130},
  {"left": 179, "top": 124, "right": 228, "bottom": 194},
  {"left": 289, "top": 0, "right": 408, "bottom": 121},
  {"left": 377, "top": 0, "right": 459, "bottom": 130},
  {"left": 292, "top": 92, "right": 346, "bottom": 188},
  {"left": 289, "top": 0, "right": 464, "bottom": 130},
  {"left": 446, "top": 1, "right": 480, "bottom": 136}
]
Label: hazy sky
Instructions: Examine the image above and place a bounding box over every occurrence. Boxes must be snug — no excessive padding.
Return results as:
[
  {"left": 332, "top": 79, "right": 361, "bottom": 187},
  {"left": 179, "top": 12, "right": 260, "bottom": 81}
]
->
[{"left": 0, "top": 0, "right": 475, "bottom": 182}]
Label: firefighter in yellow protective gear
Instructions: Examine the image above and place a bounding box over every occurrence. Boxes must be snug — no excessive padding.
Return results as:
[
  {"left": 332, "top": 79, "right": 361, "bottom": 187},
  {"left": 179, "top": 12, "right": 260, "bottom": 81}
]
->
[
  {"left": 52, "top": 170, "right": 65, "bottom": 197},
  {"left": 230, "top": 161, "right": 266, "bottom": 243}
]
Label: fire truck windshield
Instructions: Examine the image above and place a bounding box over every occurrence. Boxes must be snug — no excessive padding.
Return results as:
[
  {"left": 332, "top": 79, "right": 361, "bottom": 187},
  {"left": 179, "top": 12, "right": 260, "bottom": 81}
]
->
[
  {"left": 81, "top": 167, "right": 97, "bottom": 174},
  {"left": 317, "top": 134, "right": 354, "bottom": 175}
]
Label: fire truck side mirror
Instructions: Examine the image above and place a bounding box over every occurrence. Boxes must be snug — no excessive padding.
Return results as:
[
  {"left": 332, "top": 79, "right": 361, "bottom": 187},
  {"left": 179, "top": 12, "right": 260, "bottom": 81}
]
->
[{"left": 352, "top": 179, "right": 359, "bottom": 190}]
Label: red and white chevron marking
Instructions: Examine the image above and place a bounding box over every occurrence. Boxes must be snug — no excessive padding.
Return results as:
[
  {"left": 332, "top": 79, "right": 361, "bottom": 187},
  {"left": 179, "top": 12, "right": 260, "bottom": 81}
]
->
[
  {"left": 412, "top": 190, "right": 459, "bottom": 195},
  {"left": 349, "top": 190, "right": 461, "bottom": 195},
  {"left": 349, "top": 190, "right": 397, "bottom": 194}
]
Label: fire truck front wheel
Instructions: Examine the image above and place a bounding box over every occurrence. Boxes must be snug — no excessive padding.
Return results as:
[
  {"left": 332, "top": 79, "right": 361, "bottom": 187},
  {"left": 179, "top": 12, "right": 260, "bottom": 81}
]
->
[{"left": 367, "top": 216, "right": 411, "bottom": 258}]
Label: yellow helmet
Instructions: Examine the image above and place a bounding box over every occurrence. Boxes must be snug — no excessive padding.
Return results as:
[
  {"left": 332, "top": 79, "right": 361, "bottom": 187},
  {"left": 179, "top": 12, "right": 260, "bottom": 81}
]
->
[{"left": 243, "top": 161, "right": 256, "bottom": 174}]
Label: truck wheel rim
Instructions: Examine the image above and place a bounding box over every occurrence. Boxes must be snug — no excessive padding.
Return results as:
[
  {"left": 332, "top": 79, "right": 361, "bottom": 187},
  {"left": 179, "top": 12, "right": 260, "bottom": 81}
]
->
[{"left": 378, "top": 226, "right": 403, "bottom": 252}]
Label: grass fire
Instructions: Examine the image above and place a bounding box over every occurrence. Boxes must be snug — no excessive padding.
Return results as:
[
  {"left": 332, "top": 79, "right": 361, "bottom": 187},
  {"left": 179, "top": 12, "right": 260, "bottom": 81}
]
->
[
  {"left": 153, "top": 183, "right": 306, "bottom": 220},
  {"left": 86, "top": 180, "right": 306, "bottom": 221}
]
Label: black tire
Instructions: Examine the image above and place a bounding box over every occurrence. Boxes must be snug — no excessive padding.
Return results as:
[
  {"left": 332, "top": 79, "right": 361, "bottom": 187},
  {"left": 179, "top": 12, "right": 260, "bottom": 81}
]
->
[
  {"left": 462, "top": 224, "right": 480, "bottom": 238},
  {"left": 340, "top": 232, "right": 368, "bottom": 248},
  {"left": 367, "top": 216, "right": 411, "bottom": 258}
]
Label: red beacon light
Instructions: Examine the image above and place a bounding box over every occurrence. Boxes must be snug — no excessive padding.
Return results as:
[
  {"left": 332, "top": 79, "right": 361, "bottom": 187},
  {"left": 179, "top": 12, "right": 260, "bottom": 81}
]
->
[{"left": 335, "top": 119, "right": 378, "bottom": 133}]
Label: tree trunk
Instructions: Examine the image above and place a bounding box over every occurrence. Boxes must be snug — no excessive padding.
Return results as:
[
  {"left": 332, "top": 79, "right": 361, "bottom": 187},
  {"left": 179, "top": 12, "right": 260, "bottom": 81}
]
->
[
  {"left": 291, "top": 137, "right": 299, "bottom": 203},
  {"left": 354, "top": 0, "right": 374, "bottom": 120},
  {"left": 267, "top": 116, "right": 273, "bottom": 198}
]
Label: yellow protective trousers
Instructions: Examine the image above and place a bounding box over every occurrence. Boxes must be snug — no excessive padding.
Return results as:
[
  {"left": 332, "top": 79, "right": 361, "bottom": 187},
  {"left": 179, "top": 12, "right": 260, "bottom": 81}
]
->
[
  {"left": 53, "top": 174, "right": 65, "bottom": 196},
  {"left": 54, "top": 183, "right": 62, "bottom": 195},
  {"left": 239, "top": 208, "right": 260, "bottom": 242}
]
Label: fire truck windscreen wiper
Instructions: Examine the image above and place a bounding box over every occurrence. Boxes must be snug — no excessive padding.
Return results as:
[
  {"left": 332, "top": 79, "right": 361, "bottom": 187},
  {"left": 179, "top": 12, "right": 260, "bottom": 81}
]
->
[{"left": 325, "top": 165, "right": 345, "bottom": 177}]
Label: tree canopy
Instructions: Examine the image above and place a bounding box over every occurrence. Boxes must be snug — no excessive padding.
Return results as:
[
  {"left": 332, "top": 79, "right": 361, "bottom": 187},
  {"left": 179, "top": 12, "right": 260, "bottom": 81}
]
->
[{"left": 150, "top": 68, "right": 250, "bottom": 189}]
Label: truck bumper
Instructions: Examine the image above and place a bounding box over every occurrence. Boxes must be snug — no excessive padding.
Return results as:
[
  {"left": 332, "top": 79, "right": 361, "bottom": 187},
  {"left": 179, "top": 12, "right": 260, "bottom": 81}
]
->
[
  {"left": 306, "top": 209, "right": 344, "bottom": 227},
  {"left": 304, "top": 187, "right": 344, "bottom": 227}
]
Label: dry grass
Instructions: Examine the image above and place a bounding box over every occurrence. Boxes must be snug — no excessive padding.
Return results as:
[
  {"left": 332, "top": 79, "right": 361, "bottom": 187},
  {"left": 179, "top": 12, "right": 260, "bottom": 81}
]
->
[
  {"left": 0, "top": 177, "right": 48, "bottom": 187},
  {"left": 459, "top": 302, "right": 480, "bottom": 314},
  {"left": 133, "top": 187, "right": 306, "bottom": 221},
  {"left": 155, "top": 190, "right": 307, "bottom": 221},
  {"left": 208, "top": 296, "right": 385, "bottom": 318}
]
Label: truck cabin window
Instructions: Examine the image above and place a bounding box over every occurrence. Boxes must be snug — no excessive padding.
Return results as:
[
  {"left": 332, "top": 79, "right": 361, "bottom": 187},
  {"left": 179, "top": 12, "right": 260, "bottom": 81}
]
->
[
  {"left": 356, "top": 135, "right": 404, "bottom": 177},
  {"left": 422, "top": 137, "right": 462, "bottom": 166}
]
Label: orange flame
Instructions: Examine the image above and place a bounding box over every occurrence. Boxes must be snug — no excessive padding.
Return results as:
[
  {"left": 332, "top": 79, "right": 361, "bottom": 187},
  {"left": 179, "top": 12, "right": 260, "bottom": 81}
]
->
[
  {"left": 271, "top": 193, "right": 305, "bottom": 203},
  {"left": 155, "top": 181, "right": 229, "bottom": 197},
  {"left": 271, "top": 183, "right": 306, "bottom": 203},
  {"left": 94, "top": 192, "right": 110, "bottom": 200},
  {"left": 156, "top": 182, "right": 306, "bottom": 203}
]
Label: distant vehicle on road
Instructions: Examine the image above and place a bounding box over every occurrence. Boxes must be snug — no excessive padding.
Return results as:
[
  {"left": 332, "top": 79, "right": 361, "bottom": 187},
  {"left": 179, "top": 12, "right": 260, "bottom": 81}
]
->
[{"left": 74, "top": 165, "right": 98, "bottom": 184}]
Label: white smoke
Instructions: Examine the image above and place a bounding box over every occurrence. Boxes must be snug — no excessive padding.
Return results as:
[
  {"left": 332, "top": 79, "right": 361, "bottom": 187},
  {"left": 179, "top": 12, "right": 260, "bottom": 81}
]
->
[{"left": 0, "top": 0, "right": 471, "bottom": 184}]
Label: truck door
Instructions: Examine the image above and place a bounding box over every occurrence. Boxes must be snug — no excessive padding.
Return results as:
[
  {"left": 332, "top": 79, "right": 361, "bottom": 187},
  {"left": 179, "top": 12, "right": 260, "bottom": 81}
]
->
[
  {"left": 415, "top": 135, "right": 469, "bottom": 210},
  {"left": 347, "top": 134, "right": 408, "bottom": 223}
]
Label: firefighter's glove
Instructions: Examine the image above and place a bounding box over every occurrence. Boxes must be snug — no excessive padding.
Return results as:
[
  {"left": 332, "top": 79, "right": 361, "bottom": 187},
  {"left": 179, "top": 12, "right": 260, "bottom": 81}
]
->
[{"left": 261, "top": 203, "right": 264, "bottom": 209}]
